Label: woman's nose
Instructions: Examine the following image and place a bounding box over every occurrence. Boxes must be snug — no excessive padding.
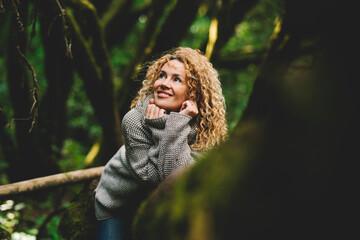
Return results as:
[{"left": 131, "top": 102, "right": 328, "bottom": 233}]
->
[{"left": 160, "top": 78, "right": 171, "bottom": 88}]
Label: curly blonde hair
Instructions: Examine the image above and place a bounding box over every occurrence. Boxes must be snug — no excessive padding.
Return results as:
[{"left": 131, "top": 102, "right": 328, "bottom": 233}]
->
[{"left": 131, "top": 47, "right": 227, "bottom": 151}]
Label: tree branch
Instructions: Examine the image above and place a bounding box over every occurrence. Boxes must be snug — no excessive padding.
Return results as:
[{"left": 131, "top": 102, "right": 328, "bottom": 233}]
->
[{"left": 0, "top": 167, "right": 104, "bottom": 199}]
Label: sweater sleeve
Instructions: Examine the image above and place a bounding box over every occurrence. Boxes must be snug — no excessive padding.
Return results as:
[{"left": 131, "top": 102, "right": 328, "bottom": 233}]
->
[
  {"left": 122, "top": 108, "right": 197, "bottom": 184},
  {"left": 145, "top": 112, "right": 197, "bottom": 179},
  {"left": 121, "top": 108, "right": 162, "bottom": 184}
]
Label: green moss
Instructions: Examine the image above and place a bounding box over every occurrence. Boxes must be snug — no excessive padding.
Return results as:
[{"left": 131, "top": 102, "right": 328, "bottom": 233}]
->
[
  {"left": 58, "top": 180, "right": 98, "bottom": 240},
  {"left": 133, "top": 120, "right": 264, "bottom": 239}
]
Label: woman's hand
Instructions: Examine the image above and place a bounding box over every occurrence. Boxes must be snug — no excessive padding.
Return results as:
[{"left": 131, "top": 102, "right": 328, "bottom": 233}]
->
[
  {"left": 179, "top": 100, "right": 198, "bottom": 118},
  {"left": 146, "top": 99, "right": 166, "bottom": 119}
]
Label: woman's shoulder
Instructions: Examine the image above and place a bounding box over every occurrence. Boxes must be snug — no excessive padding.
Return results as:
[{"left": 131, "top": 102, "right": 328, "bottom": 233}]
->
[
  {"left": 122, "top": 107, "right": 143, "bottom": 128},
  {"left": 124, "top": 95, "right": 153, "bottom": 120},
  {"left": 122, "top": 96, "right": 151, "bottom": 129}
]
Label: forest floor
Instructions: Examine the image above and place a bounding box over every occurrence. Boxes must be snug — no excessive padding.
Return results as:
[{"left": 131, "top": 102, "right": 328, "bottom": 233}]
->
[{"left": 1, "top": 184, "right": 83, "bottom": 239}]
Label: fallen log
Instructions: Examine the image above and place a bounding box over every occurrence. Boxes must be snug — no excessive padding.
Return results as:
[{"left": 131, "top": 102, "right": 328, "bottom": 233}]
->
[{"left": 0, "top": 166, "right": 104, "bottom": 199}]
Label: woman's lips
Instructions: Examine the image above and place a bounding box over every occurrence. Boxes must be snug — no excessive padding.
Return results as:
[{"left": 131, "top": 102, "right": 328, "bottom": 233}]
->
[{"left": 157, "top": 91, "right": 172, "bottom": 97}]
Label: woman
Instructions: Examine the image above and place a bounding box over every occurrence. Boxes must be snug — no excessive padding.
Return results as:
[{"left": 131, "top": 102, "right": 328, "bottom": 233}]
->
[{"left": 94, "top": 47, "right": 227, "bottom": 239}]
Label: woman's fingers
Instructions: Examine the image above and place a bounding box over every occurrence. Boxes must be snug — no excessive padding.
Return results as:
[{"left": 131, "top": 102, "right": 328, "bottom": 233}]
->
[
  {"left": 159, "top": 108, "right": 166, "bottom": 116},
  {"left": 146, "top": 104, "right": 156, "bottom": 118},
  {"left": 180, "top": 101, "right": 187, "bottom": 112},
  {"left": 180, "top": 100, "right": 198, "bottom": 117},
  {"left": 146, "top": 102, "right": 166, "bottom": 119},
  {"left": 146, "top": 104, "right": 154, "bottom": 118},
  {"left": 147, "top": 98, "right": 199, "bottom": 118}
]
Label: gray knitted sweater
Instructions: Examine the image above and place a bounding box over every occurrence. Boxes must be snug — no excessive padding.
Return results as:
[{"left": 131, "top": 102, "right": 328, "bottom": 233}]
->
[{"left": 94, "top": 96, "right": 198, "bottom": 220}]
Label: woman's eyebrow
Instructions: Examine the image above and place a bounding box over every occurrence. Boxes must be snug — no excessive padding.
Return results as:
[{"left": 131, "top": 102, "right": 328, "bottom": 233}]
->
[
  {"left": 160, "top": 70, "right": 184, "bottom": 79},
  {"left": 172, "top": 73, "right": 184, "bottom": 79}
]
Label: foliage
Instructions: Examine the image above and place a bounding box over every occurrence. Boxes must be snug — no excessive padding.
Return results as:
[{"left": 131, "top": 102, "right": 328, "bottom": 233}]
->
[
  {"left": 181, "top": 6, "right": 211, "bottom": 49},
  {"left": 1, "top": 186, "right": 82, "bottom": 239},
  {"left": 220, "top": 65, "right": 257, "bottom": 130},
  {"left": 1, "top": 199, "right": 52, "bottom": 239},
  {"left": 222, "top": 0, "right": 283, "bottom": 54},
  {"left": 65, "top": 75, "right": 101, "bottom": 148}
]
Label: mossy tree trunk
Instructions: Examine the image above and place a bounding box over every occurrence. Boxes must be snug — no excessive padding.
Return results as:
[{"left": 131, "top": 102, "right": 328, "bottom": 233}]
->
[
  {"left": 132, "top": 1, "right": 357, "bottom": 239},
  {"left": 38, "top": 0, "right": 75, "bottom": 166},
  {"left": 5, "top": 1, "right": 59, "bottom": 182}
]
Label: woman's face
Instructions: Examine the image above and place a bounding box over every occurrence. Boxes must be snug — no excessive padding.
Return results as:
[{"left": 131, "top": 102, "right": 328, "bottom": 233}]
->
[{"left": 153, "top": 60, "right": 188, "bottom": 112}]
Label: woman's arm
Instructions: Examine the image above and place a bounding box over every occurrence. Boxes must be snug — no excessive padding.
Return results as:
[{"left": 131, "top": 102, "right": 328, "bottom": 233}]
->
[
  {"left": 122, "top": 108, "right": 197, "bottom": 185},
  {"left": 121, "top": 108, "right": 161, "bottom": 184},
  {"left": 146, "top": 112, "right": 196, "bottom": 179}
]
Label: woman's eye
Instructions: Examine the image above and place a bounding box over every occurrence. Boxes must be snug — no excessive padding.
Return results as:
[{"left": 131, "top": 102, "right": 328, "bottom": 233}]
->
[
  {"left": 159, "top": 73, "right": 165, "bottom": 79},
  {"left": 174, "top": 77, "right": 181, "bottom": 82}
]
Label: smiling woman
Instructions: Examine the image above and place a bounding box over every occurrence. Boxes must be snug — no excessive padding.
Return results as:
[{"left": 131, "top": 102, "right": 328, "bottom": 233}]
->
[{"left": 93, "top": 47, "right": 227, "bottom": 239}]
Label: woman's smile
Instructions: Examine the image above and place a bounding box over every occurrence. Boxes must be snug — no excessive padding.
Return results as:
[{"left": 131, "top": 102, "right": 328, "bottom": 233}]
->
[{"left": 156, "top": 90, "right": 172, "bottom": 97}]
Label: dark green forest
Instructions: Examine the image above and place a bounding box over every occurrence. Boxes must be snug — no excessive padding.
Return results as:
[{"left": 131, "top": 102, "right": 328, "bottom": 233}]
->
[{"left": 0, "top": 0, "right": 357, "bottom": 239}]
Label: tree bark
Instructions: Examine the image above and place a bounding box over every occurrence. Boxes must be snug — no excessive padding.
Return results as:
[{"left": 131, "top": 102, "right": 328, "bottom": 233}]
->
[
  {"left": 0, "top": 107, "right": 17, "bottom": 175},
  {"left": 38, "top": 0, "right": 75, "bottom": 162},
  {"left": 5, "top": 1, "right": 58, "bottom": 181}
]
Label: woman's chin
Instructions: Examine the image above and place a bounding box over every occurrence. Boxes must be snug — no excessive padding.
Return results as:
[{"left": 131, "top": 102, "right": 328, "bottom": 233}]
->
[
  {"left": 155, "top": 104, "right": 179, "bottom": 113},
  {"left": 154, "top": 101, "right": 179, "bottom": 113}
]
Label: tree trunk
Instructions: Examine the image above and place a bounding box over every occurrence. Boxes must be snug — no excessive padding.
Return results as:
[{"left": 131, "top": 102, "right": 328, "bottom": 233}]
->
[
  {"left": 38, "top": 0, "right": 75, "bottom": 162},
  {"left": 0, "top": 107, "right": 17, "bottom": 175},
  {"left": 66, "top": 1, "right": 123, "bottom": 164},
  {"left": 5, "top": 1, "right": 58, "bottom": 181},
  {"left": 58, "top": 179, "right": 99, "bottom": 240}
]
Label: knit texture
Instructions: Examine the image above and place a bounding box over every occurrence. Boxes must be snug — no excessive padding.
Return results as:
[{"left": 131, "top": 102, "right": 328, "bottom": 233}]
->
[{"left": 94, "top": 96, "right": 198, "bottom": 220}]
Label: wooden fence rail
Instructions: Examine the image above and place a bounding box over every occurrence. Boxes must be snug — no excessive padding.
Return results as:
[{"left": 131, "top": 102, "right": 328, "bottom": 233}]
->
[{"left": 0, "top": 166, "right": 104, "bottom": 199}]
